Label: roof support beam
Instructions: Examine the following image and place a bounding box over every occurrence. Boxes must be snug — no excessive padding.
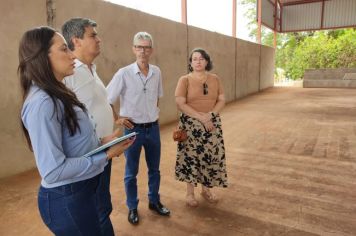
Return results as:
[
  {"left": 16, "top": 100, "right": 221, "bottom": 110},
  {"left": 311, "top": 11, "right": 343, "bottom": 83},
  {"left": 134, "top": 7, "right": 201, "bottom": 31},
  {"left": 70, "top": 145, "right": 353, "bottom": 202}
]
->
[
  {"left": 257, "top": 0, "right": 262, "bottom": 44},
  {"left": 283, "top": 0, "right": 329, "bottom": 7},
  {"left": 273, "top": 0, "right": 278, "bottom": 47},
  {"left": 232, "top": 0, "right": 236, "bottom": 37},
  {"left": 181, "top": 0, "right": 187, "bottom": 24},
  {"left": 321, "top": 0, "right": 325, "bottom": 29},
  {"left": 279, "top": 1, "right": 283, "bottom": 32}
]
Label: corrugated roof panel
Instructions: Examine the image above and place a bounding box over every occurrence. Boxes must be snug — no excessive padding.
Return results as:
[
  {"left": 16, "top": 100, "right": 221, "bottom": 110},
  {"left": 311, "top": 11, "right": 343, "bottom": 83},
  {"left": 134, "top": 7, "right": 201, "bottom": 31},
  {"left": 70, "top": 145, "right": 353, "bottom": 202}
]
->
[
  {"left": 261, "top": 0, "right": 275, "bottom": 29},
  {"left": 282, "top": 2, "right": 322, "bottom": 31},
  {"left": 324, "top": 0, "right": 356, "bottom": 28},
  {"left": 260, "top": 0, "right": 356, "bottom": 32}
]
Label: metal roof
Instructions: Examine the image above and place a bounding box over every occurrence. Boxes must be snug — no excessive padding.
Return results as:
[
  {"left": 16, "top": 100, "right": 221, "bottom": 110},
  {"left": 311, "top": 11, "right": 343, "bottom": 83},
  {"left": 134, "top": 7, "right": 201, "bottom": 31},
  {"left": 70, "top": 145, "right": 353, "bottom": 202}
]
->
[{"left": 260, "top": 0, "right": 356, "bottom": 32}]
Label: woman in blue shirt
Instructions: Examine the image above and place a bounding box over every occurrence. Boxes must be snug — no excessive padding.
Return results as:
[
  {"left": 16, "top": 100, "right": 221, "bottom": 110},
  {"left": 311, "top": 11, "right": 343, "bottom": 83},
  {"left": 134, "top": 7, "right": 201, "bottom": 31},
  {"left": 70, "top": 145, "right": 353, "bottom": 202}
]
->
[{"left": 18, "top": 26, "right": 134, "bottom": 235}]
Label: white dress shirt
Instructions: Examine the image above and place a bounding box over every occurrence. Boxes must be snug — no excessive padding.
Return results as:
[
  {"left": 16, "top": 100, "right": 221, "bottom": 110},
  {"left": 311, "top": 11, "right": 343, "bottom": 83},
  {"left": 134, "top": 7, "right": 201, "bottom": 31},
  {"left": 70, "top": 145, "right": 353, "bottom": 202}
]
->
[
  {"left": 64, "top": 59, "right": 114, "bottom": 138},
  {"left": 106, "top": 62, "right": 163, "bottom": 123}
]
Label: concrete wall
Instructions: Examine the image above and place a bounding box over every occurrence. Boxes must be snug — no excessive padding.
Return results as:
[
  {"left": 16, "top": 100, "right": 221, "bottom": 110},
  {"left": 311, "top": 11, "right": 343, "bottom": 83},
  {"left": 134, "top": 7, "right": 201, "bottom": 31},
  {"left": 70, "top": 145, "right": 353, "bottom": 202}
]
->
[
  {"left": 236, "top": 40, "right": 261, "bottom": 98},
  {"left": 303, "top": 68, "right": 356, "bottom": 88},
  {"left": 188, "top": 26, "right": 236, "bottom": 102},
  {"left": 0, "top": 0, "right": 274, "bottom": 178},
  {"left": 55, "top": 0, "right": 188, "bottom": 124},
  {"left": 0, "top": 0, "right": 47, "bottom": 179},
  {"left": 260, "top": 45, "right": 275, "bottom": 90}
]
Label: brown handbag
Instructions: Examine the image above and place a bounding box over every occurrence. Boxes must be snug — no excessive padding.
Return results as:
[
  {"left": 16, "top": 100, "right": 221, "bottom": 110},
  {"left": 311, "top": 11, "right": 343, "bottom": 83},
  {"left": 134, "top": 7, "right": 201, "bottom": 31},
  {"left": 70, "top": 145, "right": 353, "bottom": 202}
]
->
[{"left": 172, "top": 128, "right": 187, "bottom": 142}]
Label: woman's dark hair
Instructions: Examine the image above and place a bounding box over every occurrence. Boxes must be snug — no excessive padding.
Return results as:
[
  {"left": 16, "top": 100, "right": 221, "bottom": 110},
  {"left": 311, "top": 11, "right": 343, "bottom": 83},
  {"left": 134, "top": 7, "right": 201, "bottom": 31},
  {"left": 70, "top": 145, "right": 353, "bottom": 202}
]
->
[
  {"left": 188, "top": 48, "right": 213, "bottom": 72},
  {"left": 18, "top": 26, "right": 86, "bottom": 150}
]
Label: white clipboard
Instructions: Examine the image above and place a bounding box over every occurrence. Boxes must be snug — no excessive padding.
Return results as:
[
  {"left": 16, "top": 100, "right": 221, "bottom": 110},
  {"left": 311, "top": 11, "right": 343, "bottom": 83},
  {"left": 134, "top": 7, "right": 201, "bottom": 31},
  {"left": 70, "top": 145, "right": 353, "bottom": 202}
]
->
[{"left": 83, "top": 132, "right": 138, "bottom": 157}]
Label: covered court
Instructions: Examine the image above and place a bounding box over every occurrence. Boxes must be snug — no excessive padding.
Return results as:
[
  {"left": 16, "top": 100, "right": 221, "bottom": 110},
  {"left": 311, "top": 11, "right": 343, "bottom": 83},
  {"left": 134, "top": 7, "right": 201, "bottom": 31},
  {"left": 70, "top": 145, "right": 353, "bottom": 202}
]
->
[
  {"left": 1, "top": 1, "right": 356, "bottom": 235},
  {"left": 1, "top": 86, "right": 356, "bottom": 236}
]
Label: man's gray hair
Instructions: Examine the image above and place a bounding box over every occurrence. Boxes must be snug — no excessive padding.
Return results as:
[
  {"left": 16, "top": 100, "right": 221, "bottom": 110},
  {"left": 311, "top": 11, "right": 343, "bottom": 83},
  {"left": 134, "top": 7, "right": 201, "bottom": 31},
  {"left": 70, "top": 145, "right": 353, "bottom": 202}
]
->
[
  {"left": 133, "top": 32, "right": 153, "bottom": 48},
  {"left": 61, "top": 17, "right": 97, "bottom": 50}
]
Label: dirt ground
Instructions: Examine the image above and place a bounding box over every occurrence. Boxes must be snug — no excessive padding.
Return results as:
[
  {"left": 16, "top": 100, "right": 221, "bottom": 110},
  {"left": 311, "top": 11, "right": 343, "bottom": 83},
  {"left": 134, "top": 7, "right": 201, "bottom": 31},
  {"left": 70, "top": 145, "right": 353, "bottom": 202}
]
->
[{"left": 1, "top": 87, "right": 356, "bottom": 236}]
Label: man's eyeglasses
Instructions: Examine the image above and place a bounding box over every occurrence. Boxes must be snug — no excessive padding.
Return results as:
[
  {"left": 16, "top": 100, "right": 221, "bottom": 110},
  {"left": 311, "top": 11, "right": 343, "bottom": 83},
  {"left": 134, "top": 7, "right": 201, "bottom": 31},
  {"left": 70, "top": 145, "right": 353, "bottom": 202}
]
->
[
  {"left": 134, "top": 45, "right": 152, "bottom": 51},
  {"left": 203, "top": 82, "right": 208, "bottom": 95}
]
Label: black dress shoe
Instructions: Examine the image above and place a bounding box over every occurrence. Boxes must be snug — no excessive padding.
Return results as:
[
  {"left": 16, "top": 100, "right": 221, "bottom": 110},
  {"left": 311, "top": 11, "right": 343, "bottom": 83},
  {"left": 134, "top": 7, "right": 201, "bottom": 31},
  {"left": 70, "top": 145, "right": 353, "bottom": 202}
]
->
[
  {"left": 128, "top": 209, "right": 139, "bottom": 225},
  {"left": 148, "top": 201, "right": 170, "bottom": 216}
]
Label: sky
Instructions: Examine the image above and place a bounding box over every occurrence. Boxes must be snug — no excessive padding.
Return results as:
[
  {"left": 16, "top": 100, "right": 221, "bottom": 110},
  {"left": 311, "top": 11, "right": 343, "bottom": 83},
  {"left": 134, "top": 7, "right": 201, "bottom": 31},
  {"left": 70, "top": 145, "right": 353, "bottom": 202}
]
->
[{"left": 105, "top": 0, "right": 252, "bottom": 41}]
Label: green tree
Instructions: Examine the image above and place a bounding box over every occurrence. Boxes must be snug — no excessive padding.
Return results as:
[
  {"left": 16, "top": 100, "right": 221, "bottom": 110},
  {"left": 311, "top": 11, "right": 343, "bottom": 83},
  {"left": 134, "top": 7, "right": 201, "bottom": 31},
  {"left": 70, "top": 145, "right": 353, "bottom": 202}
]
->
[
  {"left": 285, "top": 30, "right": 356, "bottom": 79},
  {"left": 239, "top": 0, "right": 356, "bottom": 80}
]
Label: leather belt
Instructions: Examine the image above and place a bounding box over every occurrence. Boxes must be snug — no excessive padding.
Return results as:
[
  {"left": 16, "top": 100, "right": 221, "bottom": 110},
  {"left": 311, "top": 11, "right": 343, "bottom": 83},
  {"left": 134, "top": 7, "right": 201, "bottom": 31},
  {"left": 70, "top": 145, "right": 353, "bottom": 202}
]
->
[{"left": 132, "top": 120, "right": 158, "bottom": 128}]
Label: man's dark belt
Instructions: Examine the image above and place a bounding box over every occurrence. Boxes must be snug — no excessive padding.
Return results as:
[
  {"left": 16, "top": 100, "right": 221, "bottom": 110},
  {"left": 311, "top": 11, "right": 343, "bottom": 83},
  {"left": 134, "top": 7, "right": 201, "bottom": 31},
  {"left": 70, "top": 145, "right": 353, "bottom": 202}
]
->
[{"left": 132, "top": 120, "right": 158, "bottom": 128}]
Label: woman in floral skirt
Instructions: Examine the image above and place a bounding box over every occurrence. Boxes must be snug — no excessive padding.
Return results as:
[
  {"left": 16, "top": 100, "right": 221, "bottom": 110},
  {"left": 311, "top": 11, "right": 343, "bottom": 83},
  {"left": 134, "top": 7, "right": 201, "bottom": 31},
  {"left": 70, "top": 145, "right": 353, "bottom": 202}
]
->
[{"left": 174, "top": 48, "right": 227, "bottom": 207}]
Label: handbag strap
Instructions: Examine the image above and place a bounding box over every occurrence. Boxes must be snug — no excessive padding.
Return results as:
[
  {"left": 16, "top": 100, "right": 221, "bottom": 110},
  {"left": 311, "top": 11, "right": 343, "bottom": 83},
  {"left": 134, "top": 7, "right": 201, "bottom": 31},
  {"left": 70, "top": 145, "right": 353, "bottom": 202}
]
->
[
  {"left": 175, "top": 75, "right": 190, "bottom": 129},
  {"left": 185, "top": 75, "right": 190, "bottom": 97}
]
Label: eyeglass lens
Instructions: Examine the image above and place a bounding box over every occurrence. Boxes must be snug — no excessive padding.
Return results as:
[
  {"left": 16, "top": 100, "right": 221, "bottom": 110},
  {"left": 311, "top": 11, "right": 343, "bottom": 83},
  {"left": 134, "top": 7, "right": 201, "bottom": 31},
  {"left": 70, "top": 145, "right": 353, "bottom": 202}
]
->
[{"left": 135, "top": 45, "right": 152, "bottom": 50}]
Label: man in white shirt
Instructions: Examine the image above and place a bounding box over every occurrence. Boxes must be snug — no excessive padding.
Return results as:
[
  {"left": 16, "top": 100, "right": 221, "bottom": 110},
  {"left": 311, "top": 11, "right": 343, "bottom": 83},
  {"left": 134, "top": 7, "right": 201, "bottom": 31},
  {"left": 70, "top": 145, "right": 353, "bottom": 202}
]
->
[
  {"left": 62, "top": 18, "right": 117, "bottom": 235},
  {"left": 107, "top": 32, "right": 170, "bottom": 225}
]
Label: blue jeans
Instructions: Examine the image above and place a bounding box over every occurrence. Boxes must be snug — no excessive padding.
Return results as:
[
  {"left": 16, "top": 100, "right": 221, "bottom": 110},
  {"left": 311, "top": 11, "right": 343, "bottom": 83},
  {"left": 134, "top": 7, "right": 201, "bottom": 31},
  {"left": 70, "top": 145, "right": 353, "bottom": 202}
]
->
[
  {"left": 38, "top": 173, "right": 113, "bottom": 236},
  {"left": 95, "top": 160, "right": 114, "bottom": 235},
  {"left": 124, "top": 123, "right": 161, "bottom": 210}
]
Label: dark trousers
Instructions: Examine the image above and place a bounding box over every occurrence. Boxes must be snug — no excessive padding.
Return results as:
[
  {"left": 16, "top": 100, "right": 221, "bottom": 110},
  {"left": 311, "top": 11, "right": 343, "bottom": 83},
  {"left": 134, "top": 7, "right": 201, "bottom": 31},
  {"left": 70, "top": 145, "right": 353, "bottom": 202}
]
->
[
  {"left": 124, "top": 123, "right": 161, "bottom": 210},
  {"left": 38, "top": 170, "right": 114, "bottom": 236},
  {"left": 96, "top": 160, "right": 114, "bottom": 235}
]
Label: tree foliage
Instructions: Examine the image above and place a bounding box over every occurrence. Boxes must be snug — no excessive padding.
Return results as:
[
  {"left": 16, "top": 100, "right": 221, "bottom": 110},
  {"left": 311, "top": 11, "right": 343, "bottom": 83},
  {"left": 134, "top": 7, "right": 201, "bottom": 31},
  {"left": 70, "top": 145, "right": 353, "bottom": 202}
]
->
[
  {"left": 280, "top": 30, "right": 356, "bottom": 80},
  {"left": 239, "top": 0, "right": 356, "bottom": 80}
]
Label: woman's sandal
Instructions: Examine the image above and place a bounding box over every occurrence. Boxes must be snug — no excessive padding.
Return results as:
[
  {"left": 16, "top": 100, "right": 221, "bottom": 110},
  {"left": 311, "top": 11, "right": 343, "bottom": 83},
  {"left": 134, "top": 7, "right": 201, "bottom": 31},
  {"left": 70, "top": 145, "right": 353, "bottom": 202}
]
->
[
  {"left": 201, "top": 190, "right": 219, "bottom": 204},
  {"left": 186, "top": 194, "right": 199, "bottom": 207}
]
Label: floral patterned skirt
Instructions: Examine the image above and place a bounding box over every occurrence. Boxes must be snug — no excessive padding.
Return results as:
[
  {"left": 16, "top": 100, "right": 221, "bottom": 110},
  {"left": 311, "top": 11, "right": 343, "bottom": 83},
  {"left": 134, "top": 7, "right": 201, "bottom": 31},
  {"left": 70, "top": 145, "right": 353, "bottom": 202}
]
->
[{"left": 175, "top": 113, "right": 228, "bottom": 188}]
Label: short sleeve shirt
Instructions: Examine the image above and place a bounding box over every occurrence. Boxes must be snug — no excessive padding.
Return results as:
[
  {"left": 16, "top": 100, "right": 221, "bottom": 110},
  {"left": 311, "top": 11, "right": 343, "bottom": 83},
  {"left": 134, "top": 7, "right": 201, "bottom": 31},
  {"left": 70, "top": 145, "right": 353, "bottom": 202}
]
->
[
  {"left": 175, "top": 73, "right": 224, "bottom": 113},
  {"left": 106, "top": 62, "right": 163, "bottom": 123}
]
